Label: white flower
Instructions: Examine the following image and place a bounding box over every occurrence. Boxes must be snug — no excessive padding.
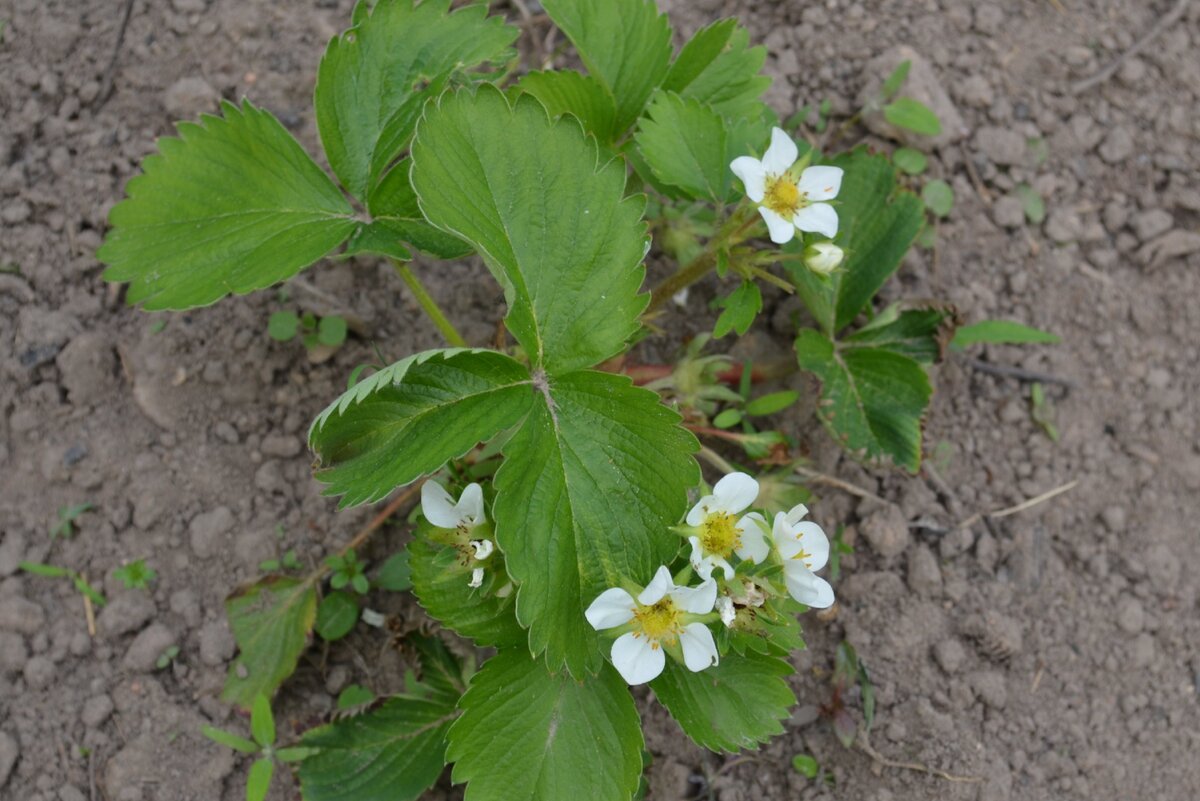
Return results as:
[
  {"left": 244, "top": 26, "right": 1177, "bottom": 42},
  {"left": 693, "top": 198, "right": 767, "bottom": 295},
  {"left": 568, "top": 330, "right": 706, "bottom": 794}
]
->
[
  {"left": 422, "top": 481, "right": 494, "bottom": 589},
  {"left": 585, "top": 566, "right": 719, "bottom": 685},
  {"left": 685, "top": 472, "right": 769, "bottom": 580},
  {"left": 772, "top": 504, "right": 834, "bottom": 608},
  {"left": 730, "top": 127, "right": 844, "bottom": 244},
  {"left": 804, "top": 241, "right": 844, "bottom": 275}
]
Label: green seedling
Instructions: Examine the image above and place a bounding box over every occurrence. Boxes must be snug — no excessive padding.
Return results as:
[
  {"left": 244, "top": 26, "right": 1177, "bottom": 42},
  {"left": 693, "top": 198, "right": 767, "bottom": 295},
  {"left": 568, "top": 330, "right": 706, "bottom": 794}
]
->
[
  {"left": 203, "top": 695, "right": 315, "bottom": 801},
  {"left": 156, "top": 645, "right": 181, "bottom": 670},
  {"left": 50, "top": 502, "right": 93, "bottom": 540},
  {"left": 268, "top": 310, "right": 348, "bottom": 350},
  {"left": 325, "top": 549, "right": 369, "bottom": 595},
  {"left": 1030, "top": 382, "right": 1060, "bottom": 441},
  {"left": 258, "top": 549, "right": 302, "bottom": 573},
  {"left": 113, "top": 559, "right": 157, "bottom": 591},
  {"left": 20, "top": 561, "right": 106, "bottom": 607}
]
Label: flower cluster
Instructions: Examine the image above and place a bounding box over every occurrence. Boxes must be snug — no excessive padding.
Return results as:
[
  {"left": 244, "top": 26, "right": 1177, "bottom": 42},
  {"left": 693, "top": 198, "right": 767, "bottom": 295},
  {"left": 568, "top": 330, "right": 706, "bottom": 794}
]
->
[
  {"left": 587, "top": 471, "right": 834, "bottom": 685},
  {"left": 421, "top": 481, "right": 496, "bottom": 589}
]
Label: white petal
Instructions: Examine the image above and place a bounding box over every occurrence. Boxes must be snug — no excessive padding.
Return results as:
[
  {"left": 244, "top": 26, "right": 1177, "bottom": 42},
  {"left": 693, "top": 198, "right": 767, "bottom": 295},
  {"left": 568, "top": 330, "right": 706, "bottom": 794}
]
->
[
  {"left": 637, "top": 565, "right": 675, "bottom": 606},
  {"left": 730, "top": 156, "right": 767, "bottom": 202},
  {"left": 456, "top": 483, "right": 486, "bottom": 527},
  {"left": 679, "top": 623, "right": 719, "bottom": 672},
  {"left": 686, "top": 495, "right": 719, "bottom": 527},
  {"left": 793, "top": 520, "right": 830, "bottom": 571},
  {"left": 671, "top": 578, "right": 717, "bottom": 615},
  {"left": 715, "top": 596, "right": 736, "bottom": 627},
  {"left": 611, "top": 632, "right": 665, "bottom": 685},
  {"left": 797, "top": 165, "right": 843, "bottom": 201},
  {"left": 784, "top": 503, "right": 810, "bottom": 527},
  {"left": 470, "top": 539, "right": 494, "bottom": 560},
  {"left": 468, "top": 568, "right": 485, "bottom": 588},
  {"left": 735, "top": 513, "right": 770, "bottom": 564},
  {"left": 758, "top": 205, "right": 796, "bottom": 244},
  {"left": 772, "top": 511, "right": 803, "bottom": 560},
  {"left": 793, "top": 203, "right": 838, "bottom": 238},
  {"left": 712, "top": 472, "right": 759, "bottom": 514},
  {"left": 761, "top": 127, "right": 799, "bottom": 176},
  {"left": 783, "top": 563, "right": 835, "bottom": 608},
  {"left": 361, "top": 608, "right": 386, "bottom": 627},
  {"left": 585, "top": 588, "right": 636, "bottom": 630},
  {"left": 421, "top": 482, "right": 461, "bottom": 529}
]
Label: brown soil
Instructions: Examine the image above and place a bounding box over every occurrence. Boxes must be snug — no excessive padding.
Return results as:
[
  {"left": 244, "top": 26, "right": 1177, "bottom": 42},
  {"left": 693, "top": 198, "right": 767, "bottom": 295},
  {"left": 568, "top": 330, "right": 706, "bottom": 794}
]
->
[{"left": 2, "top": 1, "right": 1198, "bottom": 800}]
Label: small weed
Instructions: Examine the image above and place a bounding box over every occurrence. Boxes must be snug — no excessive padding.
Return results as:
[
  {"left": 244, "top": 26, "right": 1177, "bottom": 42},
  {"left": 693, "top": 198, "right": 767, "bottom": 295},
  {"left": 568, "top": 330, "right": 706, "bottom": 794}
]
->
[{"left": 113, "top": 559, "right": 157, "bottom": 590}]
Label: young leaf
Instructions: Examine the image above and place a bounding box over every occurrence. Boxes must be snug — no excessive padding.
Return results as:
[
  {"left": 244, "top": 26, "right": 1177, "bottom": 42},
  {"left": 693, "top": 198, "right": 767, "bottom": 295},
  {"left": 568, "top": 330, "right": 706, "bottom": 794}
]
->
[
  {"left": 792, "top": 753, "right": 820, "bottom": 779},
  {"left": 19, "top": 561, "right": 71, "bottom": 578},
  {"left": 268, "top": 311, "right": 299, "bottom": 342},
  {"left": 448, "top": 650, "right": 643, "bottom": 801},
  {"left": 346, "top": 158, "right": 473, "bottom": 262},
  {"left": 494, "top": 371, "right": 699, "bottom": 676},
  {"left": 315, "top": 0, "right": 518, "bottom": 200},
  {"left": 99, "top": 101, "right": 357, "bottom": 311},
  {"left": 672, "top": 25, "right": 771, "bottom": 120},
  {"left": 201, "top": 726, "right": 260, "bottom": 755},
  {"left": 541, "top": 0, "right": 673, "bottom": 131},
  {"left": 375, "top": 550, "right": 412, "bottom": 592},
  {"left": 336, "top": 684, "right": 376, "bottom": 710},
  {"left": 275, "top": 746, "right": 320, "bottom": 763},
  {"left": 651, "top": 651, "right": 796, "bottom": 753},
  {"left": 635, "top": 91, "right": 737, "bottom": 202},
  {"left": 246, "top": 758, "right": 275, "bottom": 801},
  {"left": 663, "top": 19, "right": 736, "bottom": 94},
  {"left": 883, "top": 97, "right": 942, "bottom": 136},
  {"left": 300, "top": 692, "right": 459, "bottom": 801},
  {"left": 786, "top": 151, "right": 925, "bottom": 333},
  {"left": 892, "top": 147, "right": 928, "bottom": 175},
  {"left": 844, "top": 304, "right": 960, "bottom": 364},
  {"left": 221, "top": 576, "right": 319, "bottom": 709},
  {"left": 251, "top": 694, "right": 275, "bottom": 747},
  {"left": 795, "top": 330, "right": 931, "bottom": 472},
  {"left": 879, "top": 60, "right": 911, "bottom": 102},
  {"left": 315, "top": 591, "right": 359, "bottom": 642},
  {"left": 411, "top": 88, "right": 650, "bottom": 374},
  {"left": 922, "top": 179, "right": 955, "bottom": 218},
  {"left": 712, "top": 280, "right": 762, "bottom": 338},
  {"left": 1015, "top": 184, "right": 1046, "bottom": 224},
  {"left": 309, "top": 349, "right": 533, "bottom": 507},
  {"left": 317, "top": 316, "right": 348, "bottom": 347},
  {"left": 744, "top": 390, "right": 800, "bottom": 417},
  {"left": 950, "top": 319, "right": 1059, "bottom": 349},
  {"left": 514, "top": 70, "right": 619, "bottom": 145},
  {"left": 409, "top": 540, "right": 525, "bottom": 649}
]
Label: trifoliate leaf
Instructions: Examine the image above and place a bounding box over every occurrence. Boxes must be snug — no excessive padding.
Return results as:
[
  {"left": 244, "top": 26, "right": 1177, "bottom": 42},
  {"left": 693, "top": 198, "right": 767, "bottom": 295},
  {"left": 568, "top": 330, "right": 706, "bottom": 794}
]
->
[
  {"left": 541, "top": 0, "right": 673, "bottom": 131},
  {"left": 347, "top": 159, "right": 473, "bottom": 261},
  {"left": 315, "top": 590, "right": 359, "bottom": 641},
  {"left": 309, "top": 350, "right": 533, "bottom": 507},
  {"left": 795, "top": 330, "right": 931, "bottom": 472},
  {"left": 409, "top": 539, "right": 525, "bottom": 648},
  {"left": 222, "top": 576, "right": 318, "bottom": 709},
  {"left": 514, "top": 70, "right": 619, "bottom": 145},
  {"left": 494, "top": 370, "right": 699, "bottom": 676},
  {"left": 651, "top": 651, "right": 795, "bottom": 753},
  {"left": 786, "top": 151, "right": 925, "bottom": 333},
  {"left": 99, "top": 101, "right": 356, "bottom": 311},
  {"left": 300, "top": 690, "right": 459, "bottom": 801},
  {"left": 315, "top": 0, "right": 517, "bottom": 200},
  {"left": 670, "top": 23, "right": 771, "bottom": 120},
  {"left": 447, "top": 650, "right": 643, "bottom": 801},
  {"left": 411, "top": 88, "right": 650, "bottom": 374},
  {"left": 884, "top": 97, "right": 942, "bottom": 137},
  {"left": 845, "top": 303, "right": 961, "bottom": 364}
]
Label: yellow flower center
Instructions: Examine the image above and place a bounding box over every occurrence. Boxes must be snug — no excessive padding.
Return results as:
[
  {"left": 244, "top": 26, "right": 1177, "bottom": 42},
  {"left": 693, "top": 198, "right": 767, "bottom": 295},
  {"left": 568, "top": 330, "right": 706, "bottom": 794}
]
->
[
  {"left": 634, "top": 599, "right": 681, "bottom": 644},
  {"left": 764, "top": 175, "right": 803, "bottom": 217},
  {"left": 700, "top": 511, "right": 741, "bottom": 558}
]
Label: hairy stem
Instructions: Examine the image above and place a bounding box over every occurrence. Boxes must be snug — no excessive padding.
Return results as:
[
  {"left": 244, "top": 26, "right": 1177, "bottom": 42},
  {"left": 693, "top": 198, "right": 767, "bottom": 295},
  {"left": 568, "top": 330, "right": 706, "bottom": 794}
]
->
[
  {"left": 646, "top": 210, "right": 761, "bottom": 315},
  {"left": 391, "top": 260, "right": 468, "bottom": 348}
]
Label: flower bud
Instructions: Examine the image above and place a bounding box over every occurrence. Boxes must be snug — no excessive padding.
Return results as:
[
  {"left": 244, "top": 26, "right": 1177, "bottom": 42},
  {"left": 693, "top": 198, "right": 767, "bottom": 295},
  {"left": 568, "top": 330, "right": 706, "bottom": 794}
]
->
[{"left": 804, "top": 241, "right": 844, "bottom": 275}]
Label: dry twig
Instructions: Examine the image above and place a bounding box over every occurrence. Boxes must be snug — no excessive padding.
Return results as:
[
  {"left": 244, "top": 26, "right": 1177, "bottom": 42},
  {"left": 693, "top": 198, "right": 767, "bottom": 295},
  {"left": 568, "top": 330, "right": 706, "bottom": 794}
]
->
[
  {"left": 956, "top": 479, "right": 1079, "bottom": 529},
  {"left": 97, "top": 0, "right": 137, "bottom": 107},
  {"left": 967, "top": 358, "right": 1077, "bottom": 388},
  {"left": 856, "top": 730, "right": 982, "bottom": 783},
  {"left": 794, "top": 465, "right": 892, "bottom": 507},
  {"left": 1071, "top": 0, "right": 1192, "bottom": 94}
]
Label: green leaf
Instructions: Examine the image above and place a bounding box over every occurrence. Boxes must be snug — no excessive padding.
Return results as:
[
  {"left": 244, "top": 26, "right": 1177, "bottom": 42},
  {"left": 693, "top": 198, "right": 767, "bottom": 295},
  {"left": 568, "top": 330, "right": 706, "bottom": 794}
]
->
[
  {"left": 712, "top": 280, "right": 762, "bottom": 338},
  {"left": 300, "top": 692, "right": 458, "bottom": 801},
  {"left": 336, "top": 684, "right": 376, "bottom": 710},
  {"left": 99, "top": 100, "right": 356, "bottom": 311},
  {"left": 222, "top": 576, "right": 319, "bottom": 709},
  {"left": 950, "top": 319, "right": 1060, "bottom": 349},
  {"left": 712, "top": 408, "right": 742, "bottom": 429},
  {"left": 651, "top": 651, "right": 795, "bottom": 753},
  {"left": 792, "top": 753, "right": 820, "bottom": 778},
  {"left": 786, "top": 151, "right": 925, "bottom": 333},
  {"left": 375, "top": 550, "right": 412, "bottom": 592},
  {"left": 347, "top": 159, "right": 473, "bottom": 261},
  {"left": 409, "top": 540, "right": 525, "bottom": 648},
  {"left": 663, "top": 19, "right": 736, "bottom": 94},
  {"left": 541, "top": 0, "right": 673, "bottom": 131},
  {"left": 1015, "top": 184, "right": 1046, "bottom": 224},
  {"left": 202, "top": 726, "right": 260, "bottom": 755},
  {"left": 883, "top": 97, "right": 942, "bottom": 136},
  {"left": 315, "top": 591, "right": 359, "bottom": 642},
  {"left": 892, "top": 147, "right": 927, "bottom": 175},
  {"left": 268, "top": 311, "right": 299, "bottom": 342},
  {"left": 922, "top": 179, "right": 955, "bottom": 218},
  {"left": 514, "top": 70, "right": 619, "bottom": 145},
  {"left": 411, "top": 88, "right": 649, "bottom": 373},
  {"left": 495, "top": 370, "right": 699, "bottom": 676},
  {"left": 317, "top": 316, "right": 348, "bottom": 347},
  {"left": 448, "top": 649, "right": 643, "bottom": 801},
  {"left": 246, "top": 758, "right": 274, "bottom": 801},
  {"left": 671, "top": 24, "right": 771, "bottom": 120},
  {"left": 795, "top": 330, "right": 931, "bottom": 472},
  {"left": 635, "top": 91, "right": 733, "bottom": 202},
  {"left": 315, "top": 0, "right": 517, "bottom": 200},
  {"left": 19, "top": 561, "right": 71, "bottom": 578},
  {"left": 879, "top": 60, "right": 911, "bottom": 102},
  {"left": 275, "top": 746, "right": 320, "bottom": 763},
  {"left": 251, "top": 695, "right": 275, "bottom": 747},
  {"left": 310, "top": 349, "right": 533, "bottom": 507},
  {"left": 744, "top": 390, "right": 800, "bottom": 416},
  {"left": 844, "top": 304, "right": 960, "bottom": 364}
]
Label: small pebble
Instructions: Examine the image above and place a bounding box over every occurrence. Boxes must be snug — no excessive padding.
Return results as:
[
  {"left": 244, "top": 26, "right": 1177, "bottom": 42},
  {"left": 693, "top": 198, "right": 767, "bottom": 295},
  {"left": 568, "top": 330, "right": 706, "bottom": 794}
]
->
[{"left": 933, "top": 638, "right": 966, "bottom": 674}]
